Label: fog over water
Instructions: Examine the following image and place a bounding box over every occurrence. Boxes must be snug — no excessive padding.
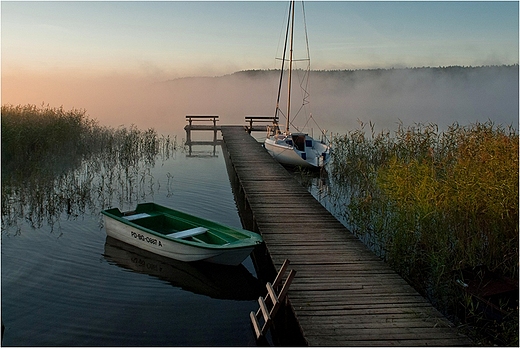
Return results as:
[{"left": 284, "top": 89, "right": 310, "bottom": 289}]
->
[{"left": 3, "top": 65, "right": 518, "bottom": 136}]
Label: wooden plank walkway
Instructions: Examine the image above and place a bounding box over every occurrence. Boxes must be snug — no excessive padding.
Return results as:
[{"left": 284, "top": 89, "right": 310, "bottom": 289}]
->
[{"left": 220, "top": 126, "right": 471, "bottom": 346}]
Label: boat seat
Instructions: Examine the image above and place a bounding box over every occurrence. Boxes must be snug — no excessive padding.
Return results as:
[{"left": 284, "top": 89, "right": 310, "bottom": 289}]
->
[
  {"left": 166, "top": 227, "right": 208, "bottom": 239},
  {"left": 123, "top": 213, "right": 151, "bottom": 221}
]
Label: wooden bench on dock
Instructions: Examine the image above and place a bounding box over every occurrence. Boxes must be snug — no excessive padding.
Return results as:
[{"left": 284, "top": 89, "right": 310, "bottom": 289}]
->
[
  {"left": 184, "top": 115, "right": 221, "bottom": 144},
  {"left": 245, "top": 116, "right": 278, "bottom": 134}
]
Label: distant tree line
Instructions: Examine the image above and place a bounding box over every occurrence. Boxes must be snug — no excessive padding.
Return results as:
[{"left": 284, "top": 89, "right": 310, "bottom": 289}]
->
[{"left": 231, "top": 64, "right": 518, "bottom": 77}]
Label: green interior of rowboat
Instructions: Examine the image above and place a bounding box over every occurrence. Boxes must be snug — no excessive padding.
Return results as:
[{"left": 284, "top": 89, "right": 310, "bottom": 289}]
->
[
  {"left": 104, "top": 206, "right": 245, "bottom": 245},
  {"left": 131, "top": 214, "right": 233, "bottom": 245}
]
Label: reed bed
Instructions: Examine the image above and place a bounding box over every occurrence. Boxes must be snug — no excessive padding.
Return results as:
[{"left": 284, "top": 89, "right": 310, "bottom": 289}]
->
[
  {"left": 1, "top": 104, "right": 177, "bottom": 231},
  {"left": 329, "top": 120, "right": 518, "bottom": 345},
  {"left": 2, "top": 104, "right": 94, "bottom": 178}
]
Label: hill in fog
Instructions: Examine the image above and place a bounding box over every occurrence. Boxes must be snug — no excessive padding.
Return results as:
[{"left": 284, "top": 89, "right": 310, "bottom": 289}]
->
[{"left": 154, "top": 65, "right": 518, "bottom": 135}]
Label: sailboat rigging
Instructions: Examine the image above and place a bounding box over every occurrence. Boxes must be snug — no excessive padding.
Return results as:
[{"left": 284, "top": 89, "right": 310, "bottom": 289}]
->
[{"left": 264, "top": 0, "right": 331, "bottom": 169}]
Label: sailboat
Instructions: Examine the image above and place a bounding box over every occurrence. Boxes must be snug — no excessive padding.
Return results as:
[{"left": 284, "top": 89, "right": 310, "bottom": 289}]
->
[{"left": 264, "top": 0, "right": 330, "bottom": 169}]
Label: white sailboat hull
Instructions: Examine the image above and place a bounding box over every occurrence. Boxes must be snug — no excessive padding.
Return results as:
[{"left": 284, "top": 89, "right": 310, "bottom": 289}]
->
[{"left": 264, "top": 133, "right": 330, "bottom": 168}]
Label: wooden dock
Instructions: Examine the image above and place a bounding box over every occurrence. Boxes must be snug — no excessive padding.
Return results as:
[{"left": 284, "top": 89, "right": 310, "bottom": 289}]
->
[{"left": 220, "top": 126, "right": 471, "bottom": 346}]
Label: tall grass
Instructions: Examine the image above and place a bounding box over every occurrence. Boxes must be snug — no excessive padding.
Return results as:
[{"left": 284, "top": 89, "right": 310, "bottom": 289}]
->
[
  {"left": 1, "top": 104, "right": 177, "bottom": 231},
  {"left": 330, "top": 120, "right": 518, "bottom": 344},
  {"left": 2, "top": 104, "right": 97, "bottom": 176}
]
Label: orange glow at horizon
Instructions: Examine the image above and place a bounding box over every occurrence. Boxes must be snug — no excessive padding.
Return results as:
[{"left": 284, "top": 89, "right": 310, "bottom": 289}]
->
[
  {"left": 2, "top": 70, "right": 184, "bottom": 135},
  {"left": 1, "top": 68, "right": 277, "bottom": 137}
]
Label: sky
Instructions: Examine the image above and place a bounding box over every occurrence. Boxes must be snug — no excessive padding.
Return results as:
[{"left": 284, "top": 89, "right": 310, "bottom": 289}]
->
[
  {"left": 2, "top": 1, "right": 518, "bottom": 78},
  {"left": 1, "top": 1, "right": 518, "bottom": 133}
]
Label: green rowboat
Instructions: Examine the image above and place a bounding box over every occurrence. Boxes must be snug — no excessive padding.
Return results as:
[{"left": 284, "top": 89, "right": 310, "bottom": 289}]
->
[{"left": 101, "top": 203, "right": 263, "bottom": 266}]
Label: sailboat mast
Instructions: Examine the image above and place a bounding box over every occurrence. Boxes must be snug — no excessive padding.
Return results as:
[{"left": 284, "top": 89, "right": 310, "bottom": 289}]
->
[
  {"left": 286, "top": 0, "right": 295, "bottom": 134},
  {"left": 274, "top": 1, "right": 291, "bottom": 129}
]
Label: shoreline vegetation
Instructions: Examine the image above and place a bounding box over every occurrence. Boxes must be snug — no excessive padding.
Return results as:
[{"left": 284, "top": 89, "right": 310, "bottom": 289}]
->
[
  {"left": 1, "top": 104, "right": 177, "bottom": 230},
  {"left": 1, "top": 104, "right": 176, "bottom": 180},
  {"left": 329, "top": 120, "right": 518, "bottom": 345},
  {"left": 2, "top": 104, "right": 518, "bottom": 345}
]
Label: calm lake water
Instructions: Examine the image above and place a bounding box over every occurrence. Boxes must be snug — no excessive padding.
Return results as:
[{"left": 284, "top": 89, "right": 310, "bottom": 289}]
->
[{"left": 1, "top": 142, "right": 266, "bottom": 346}]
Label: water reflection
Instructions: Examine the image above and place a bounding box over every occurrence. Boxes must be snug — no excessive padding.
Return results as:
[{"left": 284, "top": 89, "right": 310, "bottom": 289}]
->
[
  {"left": 1, "top": 134, "right": 176, "bottom": 234},
  {"left": 185, "top": 140, "right": 222, "bottom": 158},
  {"left": 104, "top": 236, "right": 263, "bottom": 300},
  {"left": 2, "top": 135, "right": 261, "bottom": 346}
]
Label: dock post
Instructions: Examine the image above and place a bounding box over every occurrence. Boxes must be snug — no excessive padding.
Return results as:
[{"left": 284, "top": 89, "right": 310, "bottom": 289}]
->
[
  {"left": 213, "top": 116, "right": 217, "bottom": 142},
  {"left": 185, "top": 115, "right": 193, "bottom": 144},
  {"left": 186, "top": 127, "right": 191, "bottom": 144}
]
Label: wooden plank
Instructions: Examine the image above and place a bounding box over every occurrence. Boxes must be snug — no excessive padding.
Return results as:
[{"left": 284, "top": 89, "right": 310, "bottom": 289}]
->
[
  {"left": 258, "top": 296, "right": 271, "bottom": 323},
  {"left": 184, "top": 124, "right": 221, "bottom": 130},
  {"left": 277, "top": 269, "right": 296, "bottom": 303},
  {"left": 186, "top": 114, "right": 219, "bottom": 120},
  {"left": 296, "top": 317, "right": 454, "bottom": 328},
  {"left": 249, "top": 311, "right": 262, "bottom": 339},
  {"left": 220, "top": 126, "right": 472, "bottom": 346},
  {"left": 271, "top": 259, "right": 290, "bottom": 288},
  {"left": 266, "top": 282, "right": 279, "bottom": 304},
  {"left": 245, "top": 115, "right": 278, "bottom": 120}
]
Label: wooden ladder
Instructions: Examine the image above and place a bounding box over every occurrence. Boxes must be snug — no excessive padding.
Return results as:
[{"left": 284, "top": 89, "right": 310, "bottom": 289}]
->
[{"left": 250, "top": 259, "right": 297, "bottom": 340}]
